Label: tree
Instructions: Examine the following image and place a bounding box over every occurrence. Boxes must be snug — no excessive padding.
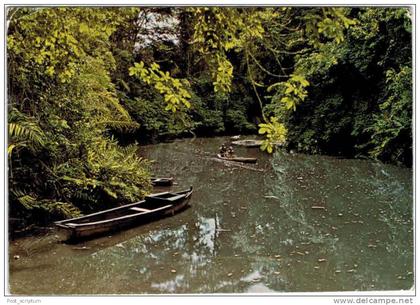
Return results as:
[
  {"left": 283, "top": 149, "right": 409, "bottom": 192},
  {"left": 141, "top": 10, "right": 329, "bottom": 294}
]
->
[
  {"left": 7, "top": 7, "right": 151, "bottom": 225},
  {"left": 278, "top": 8, "right": 412, "bottom": 165},
  {"left": 188, "top": 7, "right": 356, "bottom": 152}
]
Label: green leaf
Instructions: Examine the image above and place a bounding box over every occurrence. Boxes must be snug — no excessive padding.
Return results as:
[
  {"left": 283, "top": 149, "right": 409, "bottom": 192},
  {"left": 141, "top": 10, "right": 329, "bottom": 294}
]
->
[
  {"left": 267, "top": 82, "right": 282, "bottom": 92},
  {"left": 103, "top": 187, "right": 117, "bottom": 199},
  {"left": 260, "top": 141, "right": 268, "bottom": 151},
  {"left": 8, "top": 144, "right": 16, "bottom": 155},
  {"left": 165, "top": 104, "right": 174, "bottom": 112},
  {"left": 258, "top": 127, "right": 269, "bottom": 134}
]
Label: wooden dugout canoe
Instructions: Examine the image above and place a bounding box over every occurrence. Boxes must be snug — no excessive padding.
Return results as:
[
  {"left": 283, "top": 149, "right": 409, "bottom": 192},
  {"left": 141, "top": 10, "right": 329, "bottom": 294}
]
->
[
  {"left": 217, "top": 154, "right": 257, "bottom": 164},
  {"left": 55, "top": 187, "right": 193, "bottom": 241},
  {"left": 231, "top": 139, "right": 284, "bottom": 147},
  {"left": 231, "top": 139, "right": 263, "bottom": 147},
  {"left": 151, "top": 177, "right": 174, "bottom": 186}
]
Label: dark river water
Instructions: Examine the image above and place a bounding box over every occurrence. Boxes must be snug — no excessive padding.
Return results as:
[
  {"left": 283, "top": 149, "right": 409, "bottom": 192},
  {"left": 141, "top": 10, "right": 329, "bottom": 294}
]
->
[{"left": 8, "top": 137, "right": 413, "bottom": 294}]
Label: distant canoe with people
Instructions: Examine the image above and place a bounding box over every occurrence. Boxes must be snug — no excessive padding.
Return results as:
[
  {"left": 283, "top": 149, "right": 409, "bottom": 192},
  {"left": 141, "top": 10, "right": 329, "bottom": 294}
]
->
[{"left": 216, "top": 153, "right": 257, "bottom": 164}]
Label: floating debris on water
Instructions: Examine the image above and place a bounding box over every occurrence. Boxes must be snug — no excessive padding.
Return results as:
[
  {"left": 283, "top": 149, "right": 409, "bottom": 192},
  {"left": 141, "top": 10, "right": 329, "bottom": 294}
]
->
[
  {"left": 311, "top": 206, "right": 326, "bottom": 210},
  {"left": 8, "top": 138, "right": 414, "bottom": 293},
  {"left": 72, "top": 246, "right": 90, "bottom": 250},
  {"left": 216, "top": 228, "right": 231, "bottom": 232}
]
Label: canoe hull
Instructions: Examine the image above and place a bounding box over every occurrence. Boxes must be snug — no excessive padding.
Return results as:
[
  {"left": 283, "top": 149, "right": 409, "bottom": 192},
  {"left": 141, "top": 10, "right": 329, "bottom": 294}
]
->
[
  {"left": 217, "top": 154, "right": 257, "bottom": 164},
  {"left": 231, "top": 139, "right": 284, "bottom": 147},
  {"left": 231, "top": 140, "right": 263, "bottom": 147},
  {"left": 55, "top": 187, "right": 192, "bottom": 242},
  {"left": 151, "top": 177, "right": 174, "bottom": 186}
]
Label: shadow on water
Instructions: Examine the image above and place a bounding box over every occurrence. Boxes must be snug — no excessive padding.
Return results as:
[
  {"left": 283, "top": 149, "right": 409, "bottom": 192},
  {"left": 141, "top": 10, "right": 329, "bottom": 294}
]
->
[{"left": 9, "top": 137, "right": 413, "bottom": 294}]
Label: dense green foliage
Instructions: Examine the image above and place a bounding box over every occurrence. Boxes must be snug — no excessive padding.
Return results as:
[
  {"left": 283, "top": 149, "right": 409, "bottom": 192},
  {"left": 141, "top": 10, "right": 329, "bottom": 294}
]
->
[
  {"left": 7, "top": 7, "right": 412, "bottom": 227},
  {"left": 8, "top": 8, "right": 151, "bottom": 227},
  {"left": 279, "top": 8, "right": 412, "bottom": 166}
]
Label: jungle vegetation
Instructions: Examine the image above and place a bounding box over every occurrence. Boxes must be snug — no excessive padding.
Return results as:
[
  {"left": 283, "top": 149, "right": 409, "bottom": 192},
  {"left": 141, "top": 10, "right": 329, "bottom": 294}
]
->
[{"left": 7, "top": 7, "right": 412, "bottom": 227}]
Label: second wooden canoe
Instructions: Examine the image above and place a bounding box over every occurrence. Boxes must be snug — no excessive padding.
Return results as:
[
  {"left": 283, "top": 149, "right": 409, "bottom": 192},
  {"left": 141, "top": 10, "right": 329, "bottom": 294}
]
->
[
  {"left": 231, "top": 139, "right": 263, "bottom": 147},
  {"left": 217, "top": 154, "right": 257, "bottom": 164},
  {"left": 231, "top": 139, "right": 284, "bottom": 147},
  {"left": 151, "top": 177, "right": 174, "bottom": 186}
]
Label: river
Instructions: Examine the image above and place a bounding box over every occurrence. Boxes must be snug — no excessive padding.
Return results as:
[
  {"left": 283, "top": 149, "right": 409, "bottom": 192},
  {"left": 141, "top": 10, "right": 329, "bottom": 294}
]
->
[{"left": 8, "top": 137, "right": 413, "bottom": 294}]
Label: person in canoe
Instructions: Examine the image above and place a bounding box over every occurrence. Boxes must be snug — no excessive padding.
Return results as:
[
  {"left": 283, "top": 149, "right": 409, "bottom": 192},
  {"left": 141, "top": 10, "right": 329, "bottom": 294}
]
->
[
  {"left": 217, "top": 143, "right": 256, "bottom": 163},
  {"left": 219, "top": 143, "right": 236, "bottom": 157},
  {"left": 227, "top": 146, "right": 235, "bottom": 157},
  {"left": 219, "top": 144, "right": 228, "bottom": 157}
]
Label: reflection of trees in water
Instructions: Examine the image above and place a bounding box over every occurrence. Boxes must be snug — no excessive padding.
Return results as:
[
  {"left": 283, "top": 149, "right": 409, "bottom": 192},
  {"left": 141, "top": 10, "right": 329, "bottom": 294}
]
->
[
  {"left": 268, "top": 152, "right": 340, "bottom": 249},
  {"left": 81, "top": 213, "right": 247, "bottom": 293}
]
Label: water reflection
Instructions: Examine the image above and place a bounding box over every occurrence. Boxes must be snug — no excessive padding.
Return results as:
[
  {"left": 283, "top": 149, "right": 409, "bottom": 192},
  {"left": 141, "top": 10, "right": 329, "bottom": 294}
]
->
[{"left": 9, "top": 137, "right": 413, "bottom": 294}]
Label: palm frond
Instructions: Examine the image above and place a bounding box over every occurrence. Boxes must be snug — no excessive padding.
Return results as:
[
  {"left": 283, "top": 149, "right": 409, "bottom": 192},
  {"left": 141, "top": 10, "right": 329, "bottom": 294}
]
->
[
  {"left": 15, "top": 193, "right": 38, "bottom": 210},
  {"left": 9, "top": 122, "right": 45, "bottom": 147},
  {"left": 12, "top": 190, "right": 82, "bottom": 218},
  {"left": 8, "top": 107, "right": 46, "bottom": 151},
  {"left": 39, "top": 200, "right": 82, "bottom": 218}
]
